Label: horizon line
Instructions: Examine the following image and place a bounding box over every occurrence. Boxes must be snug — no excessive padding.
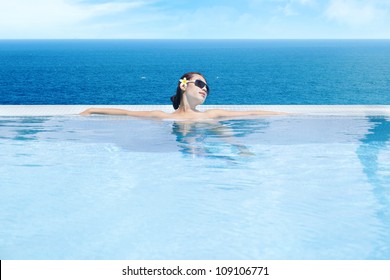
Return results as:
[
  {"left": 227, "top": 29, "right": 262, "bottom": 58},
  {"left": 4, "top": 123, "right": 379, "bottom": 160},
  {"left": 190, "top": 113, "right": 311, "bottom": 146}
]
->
[{"left": 1, "top": 38, "right": 390, "bottom": 40}]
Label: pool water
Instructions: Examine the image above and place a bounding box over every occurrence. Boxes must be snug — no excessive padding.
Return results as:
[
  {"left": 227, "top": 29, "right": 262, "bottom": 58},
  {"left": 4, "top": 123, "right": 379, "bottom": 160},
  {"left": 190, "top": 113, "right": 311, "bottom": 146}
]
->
[{"left": 1, "top": 114, "right": 390, "bottom": 259}]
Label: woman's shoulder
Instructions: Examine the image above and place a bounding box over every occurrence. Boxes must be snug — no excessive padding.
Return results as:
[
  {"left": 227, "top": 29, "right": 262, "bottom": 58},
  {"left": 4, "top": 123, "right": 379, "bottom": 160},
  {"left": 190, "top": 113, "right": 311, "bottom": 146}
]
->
[
  {"left": 203, "top": 109, "right": 239, "bottom": 118},
  {"left": 203, "top": 109, "right": 226, "bottom": 116},
  {"left": 149, "top": 110, "right": 172, "bottom": 118}
]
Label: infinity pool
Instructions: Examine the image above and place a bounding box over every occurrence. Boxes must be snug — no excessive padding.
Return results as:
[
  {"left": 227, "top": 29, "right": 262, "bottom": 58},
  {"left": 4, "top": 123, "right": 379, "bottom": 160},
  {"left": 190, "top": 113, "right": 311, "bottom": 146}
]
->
[{"left": 1, "top": 107, "right": 390, "bottom": 259}]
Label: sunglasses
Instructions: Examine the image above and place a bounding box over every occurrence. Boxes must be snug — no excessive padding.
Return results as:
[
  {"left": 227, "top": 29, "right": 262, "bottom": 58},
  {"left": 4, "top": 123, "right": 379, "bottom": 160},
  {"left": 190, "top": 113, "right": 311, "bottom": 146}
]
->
[{"left": 187, "top": 79, "right": 210, "bottom": 94}]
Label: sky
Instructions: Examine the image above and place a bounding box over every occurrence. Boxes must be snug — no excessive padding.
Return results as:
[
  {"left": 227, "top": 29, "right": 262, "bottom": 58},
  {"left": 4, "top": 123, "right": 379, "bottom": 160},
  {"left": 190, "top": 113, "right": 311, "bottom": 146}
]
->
[{"left": 0, "top": 0, "right": 390, "bottom": 39}]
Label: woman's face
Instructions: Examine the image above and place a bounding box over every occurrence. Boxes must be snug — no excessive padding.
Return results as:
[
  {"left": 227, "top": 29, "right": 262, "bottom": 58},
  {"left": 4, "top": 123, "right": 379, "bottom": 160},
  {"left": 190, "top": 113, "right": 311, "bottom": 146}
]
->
[{"left": 184, "top": 74, "right": 209, "bottom": 106}]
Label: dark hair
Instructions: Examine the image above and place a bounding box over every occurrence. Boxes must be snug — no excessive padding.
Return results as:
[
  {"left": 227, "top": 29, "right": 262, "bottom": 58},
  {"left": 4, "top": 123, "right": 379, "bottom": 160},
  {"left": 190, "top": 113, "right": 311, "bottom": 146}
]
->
[{"left": 170, "top": 72, "right": 205, "bottom": 110}]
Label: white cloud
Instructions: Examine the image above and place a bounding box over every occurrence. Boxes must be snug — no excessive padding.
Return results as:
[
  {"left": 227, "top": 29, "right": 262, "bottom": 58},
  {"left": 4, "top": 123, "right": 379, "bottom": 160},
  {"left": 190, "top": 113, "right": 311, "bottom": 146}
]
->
[
  {"left": 278, "top": 0, "right": 316, "bottom": 17},
  {"left": 325, "top": 0, "right": 387, "bottom": 26},
  {"left": 280, "top": 2, "right": 298, "bottom": 16},
  {"left": 166, "top": 5, "right": 272, "bottom": 39},
  {"left": 297, "top": 0, "right": 314, "bottom": 5},
  {"left": 0, "top": 0, "right": 145, "bottom": 38}
]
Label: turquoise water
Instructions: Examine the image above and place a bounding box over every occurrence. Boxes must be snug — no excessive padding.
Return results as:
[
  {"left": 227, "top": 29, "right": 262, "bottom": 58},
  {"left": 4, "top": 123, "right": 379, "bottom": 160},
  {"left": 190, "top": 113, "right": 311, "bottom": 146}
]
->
[
  {"left": 1, "top": 115, "right": 389, "bottom": 259},
  {"left": 1, "top": 40, "right": 390, "bottom": 105}
]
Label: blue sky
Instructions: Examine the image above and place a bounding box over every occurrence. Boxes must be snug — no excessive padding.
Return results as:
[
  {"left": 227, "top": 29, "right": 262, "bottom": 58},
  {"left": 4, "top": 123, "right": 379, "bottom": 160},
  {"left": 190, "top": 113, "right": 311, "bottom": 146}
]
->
[{"left": 1, "top": 0, "right": 390, "bottom": 39}]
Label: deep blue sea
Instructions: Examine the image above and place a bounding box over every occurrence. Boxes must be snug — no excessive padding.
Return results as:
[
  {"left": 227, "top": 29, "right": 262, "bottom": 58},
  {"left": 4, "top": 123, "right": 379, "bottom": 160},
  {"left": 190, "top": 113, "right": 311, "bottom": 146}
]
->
[{"left": 1, "top": 39, "right": 390, "bottom": 105}]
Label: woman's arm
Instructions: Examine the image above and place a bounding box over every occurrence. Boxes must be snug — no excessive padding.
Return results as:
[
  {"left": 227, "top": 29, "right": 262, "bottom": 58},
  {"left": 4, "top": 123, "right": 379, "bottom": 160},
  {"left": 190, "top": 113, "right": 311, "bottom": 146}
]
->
[
  {"left": 79, "top": 108, "right": 168, "bottom": 118},
  {"left": 205, "top": 109, "right": 286, "bottom": 118}
]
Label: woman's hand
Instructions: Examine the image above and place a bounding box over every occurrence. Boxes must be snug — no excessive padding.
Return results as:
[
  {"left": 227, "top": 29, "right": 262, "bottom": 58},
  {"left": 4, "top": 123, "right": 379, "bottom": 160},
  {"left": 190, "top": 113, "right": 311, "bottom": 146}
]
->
[{"left": 79, "top": 109, "right": 92, "bottom": 115}]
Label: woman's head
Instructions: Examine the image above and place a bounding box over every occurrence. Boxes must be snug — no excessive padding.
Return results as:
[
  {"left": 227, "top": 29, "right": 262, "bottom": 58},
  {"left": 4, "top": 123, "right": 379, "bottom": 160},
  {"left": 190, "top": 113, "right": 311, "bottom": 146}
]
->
[{"left": 170, "top": 72, "right": 209, "bottom": 109}]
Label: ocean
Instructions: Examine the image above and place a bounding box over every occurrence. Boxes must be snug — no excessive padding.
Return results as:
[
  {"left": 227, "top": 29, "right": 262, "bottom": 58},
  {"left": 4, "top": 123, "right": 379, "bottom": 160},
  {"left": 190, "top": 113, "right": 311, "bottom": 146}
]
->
[{"left": 1, "top": 39, "right": 390, "bottom": 105}]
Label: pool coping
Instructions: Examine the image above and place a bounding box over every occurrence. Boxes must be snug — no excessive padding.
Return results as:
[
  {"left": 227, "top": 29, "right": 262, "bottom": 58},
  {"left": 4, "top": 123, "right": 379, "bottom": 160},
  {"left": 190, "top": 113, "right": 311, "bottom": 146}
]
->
[{"left": 1, "top": 105, "right": 390, "bottom": 116}]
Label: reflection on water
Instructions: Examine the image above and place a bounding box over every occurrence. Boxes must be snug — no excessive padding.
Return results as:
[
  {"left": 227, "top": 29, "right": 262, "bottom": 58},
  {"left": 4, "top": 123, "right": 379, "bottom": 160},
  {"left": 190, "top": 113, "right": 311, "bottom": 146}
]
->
[
  {"left": 356, "top": 116, "right": 390, "bottom": 258},
  {"left": 170, "top": 119, "right": 269, "bottom": 162},
  {"left": 356, "top": 116, "right": 390, "bottom": 188},
  {"left": 0, "top": 116, "right": 54, "bottom": 141}
]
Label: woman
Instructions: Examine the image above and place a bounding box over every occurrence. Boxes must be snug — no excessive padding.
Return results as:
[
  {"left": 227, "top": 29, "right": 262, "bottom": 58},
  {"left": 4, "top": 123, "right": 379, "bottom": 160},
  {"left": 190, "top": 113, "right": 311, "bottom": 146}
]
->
[{"left": 80, "top": 72, "right": 283, "bottom": 119}]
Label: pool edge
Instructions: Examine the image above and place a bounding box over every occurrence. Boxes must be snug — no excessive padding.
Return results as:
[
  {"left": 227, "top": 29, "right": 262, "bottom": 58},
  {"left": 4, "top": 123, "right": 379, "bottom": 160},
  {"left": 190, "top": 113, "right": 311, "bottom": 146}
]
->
[{"left": 1, "top": 105, "right": 390, "bottom": 116}]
